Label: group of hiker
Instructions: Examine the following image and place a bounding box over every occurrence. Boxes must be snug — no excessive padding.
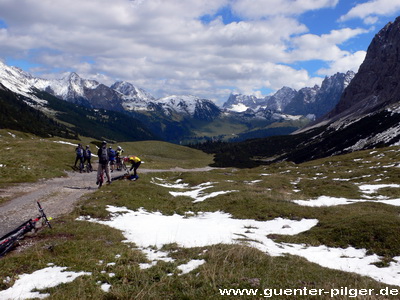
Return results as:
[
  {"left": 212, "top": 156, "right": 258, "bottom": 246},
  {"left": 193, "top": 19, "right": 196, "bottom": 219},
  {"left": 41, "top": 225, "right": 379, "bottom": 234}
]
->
[
  {"left": 74, "top": 141, "right": 141, "bottom": 184},
  {"left": 74, "top": 144, "right": 93, "bottom": 172}
]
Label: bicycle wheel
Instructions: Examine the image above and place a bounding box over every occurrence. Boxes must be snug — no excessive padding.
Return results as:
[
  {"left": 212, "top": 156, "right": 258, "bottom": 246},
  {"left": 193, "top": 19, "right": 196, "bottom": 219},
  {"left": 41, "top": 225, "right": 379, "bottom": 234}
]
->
[
  {"left": 0, "top": 237, "right": 18, "bottom": 257},
  {"left": 0, "top": 220, "right": 35, "bottom": 257}
]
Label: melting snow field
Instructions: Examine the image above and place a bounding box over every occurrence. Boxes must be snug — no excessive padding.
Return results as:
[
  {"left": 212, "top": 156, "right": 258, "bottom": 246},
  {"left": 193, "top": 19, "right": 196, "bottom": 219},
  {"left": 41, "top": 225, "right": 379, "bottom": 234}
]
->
[
  {"left": 82, "top": 206, "right": 319, "bottom": 249},
  {"left": 4, "top": 177, "right": 400, "bottom": 299},
  {"left": 0, "top": 266, "right": 91, "bottom": 300},
  {"left": 293, "top": 184, "right": 400, "bottom": 207},
  {"left": 151, "top": 177, "right": 238, "bottom": 203},
  {"left": 79, "top": 205, "right": 400, "bottom": 287}
]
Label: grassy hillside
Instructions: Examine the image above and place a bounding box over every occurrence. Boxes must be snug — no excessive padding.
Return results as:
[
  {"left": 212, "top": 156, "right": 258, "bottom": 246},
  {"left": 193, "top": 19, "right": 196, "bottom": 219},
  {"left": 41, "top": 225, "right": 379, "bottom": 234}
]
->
[
  {"left": 0, "top": 84, "right": 159, "bottom": 143},
  {"left": 0, "top": 130, "right": 214, "bottom": 190},
  {"left": 113, "top": 140, "right": 215, "bottom": 169},
  {"left": 0, "top": 130, "right": 78, "bottom": 188},
  {"left": 34, "top": 90, "right": 158, "bottom": 142},
  {"left": 2, "top": 131, "right": 400, "bottom": 298},
  {"left": 0, "top": 84, "right": 77, "bottom": 139}
]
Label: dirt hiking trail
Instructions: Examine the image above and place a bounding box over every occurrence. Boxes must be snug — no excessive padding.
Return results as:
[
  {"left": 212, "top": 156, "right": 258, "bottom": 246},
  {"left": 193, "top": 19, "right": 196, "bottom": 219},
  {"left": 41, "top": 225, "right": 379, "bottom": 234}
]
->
[{"left": 0, "top": 167, "right": 215, "bottom": 237}]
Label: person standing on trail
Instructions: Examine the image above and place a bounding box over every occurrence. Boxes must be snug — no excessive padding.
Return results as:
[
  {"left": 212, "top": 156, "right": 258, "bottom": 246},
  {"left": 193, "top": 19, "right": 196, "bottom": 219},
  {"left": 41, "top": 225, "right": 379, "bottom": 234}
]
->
[
  {"left": 116, "top": 146, "right": 124, "bottom": 171},
  {"left": 97, "top": 141, "right": 111, "bottom": 184},
  {"left": 83, "top": 145, "right": 92, "bottom": 172},
  {"left": 128, "top": 155, "right": 141, "bottom": 180},
  {"left": 74, "top": 143, "right": 84, "bottom": 171},
  {"left": 108, "top": 146, "right": 116, "bottom": 173}
]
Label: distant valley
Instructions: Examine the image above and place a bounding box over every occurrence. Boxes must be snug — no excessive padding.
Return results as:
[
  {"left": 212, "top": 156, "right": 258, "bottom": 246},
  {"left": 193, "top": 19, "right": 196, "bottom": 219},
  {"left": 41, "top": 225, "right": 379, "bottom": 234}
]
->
[{"left": 0, "top": 59, "right": 352, "bottom": 144}]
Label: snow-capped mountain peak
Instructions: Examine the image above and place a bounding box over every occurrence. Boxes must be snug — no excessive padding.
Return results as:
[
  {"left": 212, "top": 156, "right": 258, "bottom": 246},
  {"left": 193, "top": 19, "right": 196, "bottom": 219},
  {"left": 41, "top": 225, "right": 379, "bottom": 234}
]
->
[
  {"left": 111, "top": 81, "right": 156, "bottom": 111},
  {"left": 158, "top": 95, "right": 207, "bottom": 114},
  {"left": 112, "top": 81, "right": 155, "bottom": 101},
  {"left": 222, "top": 71, "right": 354, "bottom": 119},
  {"left": 155, "top": 95, "right": 221, "bottom": 120},
  {"left": 0, "top": 58, "right": 353, "bottom": 127},
  {"left": 223, "top": 94, "right": 267, "bottom": 112},
  {"left": 46, "top": 72, "right": 100, "bottom": 100},
  {"left": 0, "top": 60, "right": 44, "bottom": 104}
]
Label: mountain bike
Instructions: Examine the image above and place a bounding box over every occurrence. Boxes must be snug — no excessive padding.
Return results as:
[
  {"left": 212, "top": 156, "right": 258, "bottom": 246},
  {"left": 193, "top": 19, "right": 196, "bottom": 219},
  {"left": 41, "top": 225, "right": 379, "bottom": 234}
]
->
[
  {"left": 0, "top": 201, "right": 52, "bottom": 258},
  {"left": 116, "top": 156, "right": 127, "bottom": 171},
  {"left": 122, "top": 157, "right": 130, "bottom": 171}
]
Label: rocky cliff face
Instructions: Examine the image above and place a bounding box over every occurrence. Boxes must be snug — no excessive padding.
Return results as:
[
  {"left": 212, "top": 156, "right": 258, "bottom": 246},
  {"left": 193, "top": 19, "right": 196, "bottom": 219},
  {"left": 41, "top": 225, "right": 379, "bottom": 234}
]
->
[
  {"left": 312, "top": 71, "right": 354, "bottom": 118},
  {"left": 283, "top": 71, "right": 355, "bottom": 118},
  {"left": 223, "top": 72, "right": 353, "bottom": 118},
  {"left": 266, "top": 86, "right": 297, "bottom": 112},
  {"left": 283, "top": 85, "right": 319, "bottom": 116},
  {"left": 326, "top": 16, "right": 400, "bottom": 121},
  {"left": 223, "top": 94, "right": 264, "bottom": 112},
  {"left": 285, "top": 16, "right": 400, "bottom": 162}
]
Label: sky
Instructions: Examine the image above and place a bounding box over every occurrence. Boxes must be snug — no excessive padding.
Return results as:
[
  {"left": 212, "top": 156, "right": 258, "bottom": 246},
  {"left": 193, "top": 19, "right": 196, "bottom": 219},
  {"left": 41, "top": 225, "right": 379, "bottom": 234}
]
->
[{"left": 0, "top": 0, "right": 400, "bottom": 105}]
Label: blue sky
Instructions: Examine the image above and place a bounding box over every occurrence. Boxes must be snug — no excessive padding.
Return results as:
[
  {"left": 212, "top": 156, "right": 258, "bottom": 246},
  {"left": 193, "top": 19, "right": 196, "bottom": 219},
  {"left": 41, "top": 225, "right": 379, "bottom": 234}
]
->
[{"left": 0, "top": 0, "right": 400, "bottom": 104}]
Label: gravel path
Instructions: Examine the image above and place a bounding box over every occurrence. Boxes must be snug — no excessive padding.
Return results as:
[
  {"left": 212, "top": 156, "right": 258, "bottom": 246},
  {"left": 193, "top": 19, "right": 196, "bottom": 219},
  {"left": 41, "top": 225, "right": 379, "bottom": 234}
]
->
[
  {"left": 0, "top": 166, "right": 216, "bottom": 237},
  {"left": 0, "top": 171, "right": 97, "bottom": 237}
]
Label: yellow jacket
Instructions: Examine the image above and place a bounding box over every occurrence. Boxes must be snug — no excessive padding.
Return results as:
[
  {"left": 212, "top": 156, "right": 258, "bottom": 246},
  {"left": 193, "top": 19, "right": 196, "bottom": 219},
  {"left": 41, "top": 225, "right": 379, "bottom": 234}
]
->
[
  {"left": 116, "top": 149, "right": 123, "bottom": 157},
  {"left": 129, "top": 156, "right": 141, "bottom": 163}
]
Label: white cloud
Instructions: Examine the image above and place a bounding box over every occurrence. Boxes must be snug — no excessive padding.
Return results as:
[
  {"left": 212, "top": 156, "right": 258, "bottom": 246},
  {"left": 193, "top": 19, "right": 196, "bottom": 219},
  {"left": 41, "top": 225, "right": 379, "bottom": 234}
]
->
[
  {"left": 339, "top": 0, "right": 400, "bottom": 24},
  {"left": 289, "top": 27, "right": 369, "bottom": 62},
  {"left": 0, "top": 0, "right": 375, "bottom": 102},
  {"left": 231, "top": 0, "right": 339, "bottom": 19},
  {"left": 317, "top": 50, "right": 367, "bottom": 75}
]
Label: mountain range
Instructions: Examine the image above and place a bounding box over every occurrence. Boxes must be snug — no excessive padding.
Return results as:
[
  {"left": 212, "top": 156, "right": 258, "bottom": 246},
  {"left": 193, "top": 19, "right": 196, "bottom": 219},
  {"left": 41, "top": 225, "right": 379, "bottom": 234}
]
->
[
  {"left": 0, "top": 58, "right": 354, "bottom": 144},
  {"left": 0, "top": 67, "right": 157, "bottom": 142},
  {"left": 223, "top": 70, "right": 355, "bottom": 119}
]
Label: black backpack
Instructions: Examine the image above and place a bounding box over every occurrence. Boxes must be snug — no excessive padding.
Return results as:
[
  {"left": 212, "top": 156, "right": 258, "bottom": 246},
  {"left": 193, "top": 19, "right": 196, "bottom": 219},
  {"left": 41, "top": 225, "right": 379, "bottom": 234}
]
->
[
  {"left": 99, "top": 147, "right": 108, "bottom": 163},
  {"left": 76, "top": 147, "right": 84, "bottom": 158},
  {"left": 84, "top": 149, "right": 91, "bottom": 158}
]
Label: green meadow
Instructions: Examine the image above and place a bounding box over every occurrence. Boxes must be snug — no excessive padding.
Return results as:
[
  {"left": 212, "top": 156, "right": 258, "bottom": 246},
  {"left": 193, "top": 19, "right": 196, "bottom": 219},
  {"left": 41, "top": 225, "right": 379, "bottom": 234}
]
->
[{"left": 1, "top": 129, "right": 400, "bottom": 299}]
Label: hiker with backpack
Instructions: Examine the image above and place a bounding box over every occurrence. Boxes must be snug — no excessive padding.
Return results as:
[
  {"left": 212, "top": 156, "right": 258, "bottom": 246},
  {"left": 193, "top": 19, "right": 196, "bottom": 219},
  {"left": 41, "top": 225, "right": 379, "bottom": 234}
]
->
[
  {"left": 83, "top": 145, "right": 92, "bottom": 172},
  {"left": 97, "top": 141, "right": 111, "bottom": 184},
  {"left": 108, "top": 146, "right": 116, "bottom": 172},
  {"left": 74, "top": 143, "right": 84, "bottom": 172}
]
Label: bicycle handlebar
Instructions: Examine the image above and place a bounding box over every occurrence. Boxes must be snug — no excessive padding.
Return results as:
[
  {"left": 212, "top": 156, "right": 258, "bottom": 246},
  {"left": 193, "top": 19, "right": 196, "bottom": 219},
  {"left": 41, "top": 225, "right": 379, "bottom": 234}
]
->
[{"left": 37, "top": 201, "right": 52, "bottom": 229}]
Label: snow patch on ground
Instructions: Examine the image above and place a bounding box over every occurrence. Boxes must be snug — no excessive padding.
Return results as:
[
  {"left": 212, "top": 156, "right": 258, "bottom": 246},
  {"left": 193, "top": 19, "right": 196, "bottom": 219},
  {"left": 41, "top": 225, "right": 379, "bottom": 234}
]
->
[
  {"left": 53, "top": 140, "right": 78, "bottom": 147},
  {"left": 177, "top": 259, "right": 206, "bottom": 275},
  {"left": 293, "top": 184, "right": 400, "bottom": 207},
  {"left": 151, "top": 178, "right": 238, "bottom": 203},
  {"left": 78, "top": 206, "right": 400, "bottom": 287},
  {"left": 0, "top": 266, "right": 91, "bottom": 300}
]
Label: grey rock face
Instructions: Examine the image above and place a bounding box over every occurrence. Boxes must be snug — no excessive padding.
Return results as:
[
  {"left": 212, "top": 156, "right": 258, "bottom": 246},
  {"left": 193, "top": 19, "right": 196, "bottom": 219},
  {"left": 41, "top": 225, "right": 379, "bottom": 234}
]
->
[{"left": 326, "top": 16, "right": 400, "bottom": 121}]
